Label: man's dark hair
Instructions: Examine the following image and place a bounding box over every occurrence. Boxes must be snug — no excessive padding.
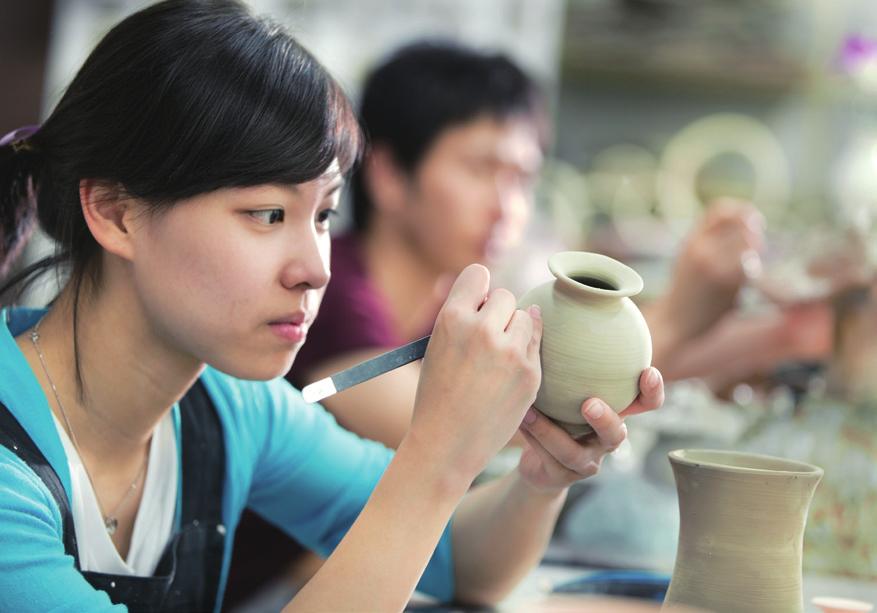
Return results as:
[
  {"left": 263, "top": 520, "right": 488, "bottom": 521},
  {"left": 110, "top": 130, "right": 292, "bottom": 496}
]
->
[{"left": 350, "top": 40, "right": 544, "bottom": 232}]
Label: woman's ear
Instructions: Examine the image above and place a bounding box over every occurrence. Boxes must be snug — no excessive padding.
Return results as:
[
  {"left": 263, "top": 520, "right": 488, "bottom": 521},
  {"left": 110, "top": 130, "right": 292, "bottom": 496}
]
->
[
  {"left": 79, "top": 178, "right": 139, "bottom": 261},
  {"left": 364, "top": 146, "right": 410, "bottom": 216}
]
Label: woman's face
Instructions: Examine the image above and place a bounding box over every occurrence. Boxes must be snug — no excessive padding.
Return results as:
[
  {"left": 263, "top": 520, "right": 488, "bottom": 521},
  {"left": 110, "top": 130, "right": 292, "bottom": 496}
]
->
[{"left": 126, "top": 167, "right": 342, "bottom": 380}]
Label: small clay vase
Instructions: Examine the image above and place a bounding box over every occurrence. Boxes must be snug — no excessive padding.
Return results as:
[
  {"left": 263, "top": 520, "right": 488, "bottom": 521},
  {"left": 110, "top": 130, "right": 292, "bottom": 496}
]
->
[
  {"left": 664, "top": 449, "right": 823, "bottom": 613},
  {"left": 518, "top": 251, "right": 652, "bottom": 436}
]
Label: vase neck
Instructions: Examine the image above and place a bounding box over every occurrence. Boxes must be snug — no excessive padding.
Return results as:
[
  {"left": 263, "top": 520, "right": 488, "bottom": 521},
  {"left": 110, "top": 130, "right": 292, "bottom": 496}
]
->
[{"left": 548, "top": 252, "right": 643, "bottom": 299}]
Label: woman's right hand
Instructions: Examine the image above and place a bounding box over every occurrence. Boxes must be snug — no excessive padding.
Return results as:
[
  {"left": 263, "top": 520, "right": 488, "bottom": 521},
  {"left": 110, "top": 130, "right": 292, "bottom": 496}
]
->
[{"left": 405, "top": 263, "right": 543, "bottom": 486}]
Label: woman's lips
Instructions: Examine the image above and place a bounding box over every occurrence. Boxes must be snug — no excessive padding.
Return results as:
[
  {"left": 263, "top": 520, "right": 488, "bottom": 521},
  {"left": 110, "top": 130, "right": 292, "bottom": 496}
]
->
[{"left": 269, "top": 321, "right": 307, "bottom": 343}]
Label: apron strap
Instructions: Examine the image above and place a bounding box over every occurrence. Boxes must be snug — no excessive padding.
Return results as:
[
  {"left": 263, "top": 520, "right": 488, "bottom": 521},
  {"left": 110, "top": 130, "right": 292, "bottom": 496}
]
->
[
  {"left": 178, "top": 378, "right": 226, "bottom": 526},
  {"left": 0, "top": 378, "right": 228, "bottom": 612},
  {"left": 0, "top": 399, "right": 79, "bottom": 562},
  {"left": 166, "top": 378, "right": 228, "bottom": 611}
]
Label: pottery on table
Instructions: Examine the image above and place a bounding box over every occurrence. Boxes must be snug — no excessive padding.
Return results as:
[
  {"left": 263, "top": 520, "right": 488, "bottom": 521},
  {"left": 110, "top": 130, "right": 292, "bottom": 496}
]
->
[
  {"left": 517, "top": 251, "right": 652, "bottom": 436},
  {"left": 663, "top": 449, "right": 823, "bottom": 613},
  {"left": 737, "top": 282, "right": 877, "bottom": 581},
  {"left": 738, "top": 392, "right": 877, "bottom": 580}
]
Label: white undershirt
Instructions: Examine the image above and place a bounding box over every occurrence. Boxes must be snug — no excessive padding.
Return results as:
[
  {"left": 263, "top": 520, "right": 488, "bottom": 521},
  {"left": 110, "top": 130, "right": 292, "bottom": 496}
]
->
[{"left": 52, "top": 410, "right": 178, "bottom": 576}]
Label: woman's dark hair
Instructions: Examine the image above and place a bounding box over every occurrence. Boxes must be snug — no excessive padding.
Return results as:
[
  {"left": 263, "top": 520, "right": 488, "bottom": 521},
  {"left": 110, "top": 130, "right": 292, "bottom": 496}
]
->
[
  {"left": 0, "top": 0, "right": 361, "bottom": 391},
  {"left": 350, "top": 40, "right": 545, "bottom": 232}
]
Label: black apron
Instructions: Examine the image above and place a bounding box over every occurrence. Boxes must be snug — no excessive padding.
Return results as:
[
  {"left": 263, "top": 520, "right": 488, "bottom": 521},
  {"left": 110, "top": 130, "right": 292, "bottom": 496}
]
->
[{"left": 0, "top": 380, "right": 227, "bottom": 612}]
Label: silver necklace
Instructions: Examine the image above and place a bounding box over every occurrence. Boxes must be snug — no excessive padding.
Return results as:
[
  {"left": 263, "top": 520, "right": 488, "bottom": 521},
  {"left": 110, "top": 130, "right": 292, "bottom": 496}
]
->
[{"left": 30, "top": 320, "right": 148, "bottom": 536}]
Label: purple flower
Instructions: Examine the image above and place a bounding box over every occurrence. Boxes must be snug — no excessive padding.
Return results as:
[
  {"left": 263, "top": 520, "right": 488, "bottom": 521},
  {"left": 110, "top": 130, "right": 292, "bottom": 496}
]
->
[{"left": 841, "top": 35, "right": 877, "bottom": 73}]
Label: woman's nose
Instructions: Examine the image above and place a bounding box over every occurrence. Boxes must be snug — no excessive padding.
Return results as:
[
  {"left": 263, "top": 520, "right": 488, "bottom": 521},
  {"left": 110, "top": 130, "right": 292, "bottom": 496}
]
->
[{"left": 280, "top": 232, "right": 330, "bottom": 290}]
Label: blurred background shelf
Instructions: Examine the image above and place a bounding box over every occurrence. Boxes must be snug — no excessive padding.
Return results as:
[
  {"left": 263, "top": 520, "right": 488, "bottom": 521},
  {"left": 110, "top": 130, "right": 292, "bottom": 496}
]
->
[{"left": 561, "top": 52, "right": 809, "bottom": 99}]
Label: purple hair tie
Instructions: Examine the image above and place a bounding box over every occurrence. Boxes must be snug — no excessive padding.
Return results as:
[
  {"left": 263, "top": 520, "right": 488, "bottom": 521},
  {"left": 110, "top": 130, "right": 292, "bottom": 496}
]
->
[
  {"left": 0, "top": 124, "right": 41, "bottom": 276},
  {"left": 0, "top": 124, "right": 40, "bottom": 151}
]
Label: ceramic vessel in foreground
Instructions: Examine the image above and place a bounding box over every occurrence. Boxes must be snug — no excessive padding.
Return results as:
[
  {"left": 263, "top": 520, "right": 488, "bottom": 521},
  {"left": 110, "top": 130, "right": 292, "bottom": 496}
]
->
[{"left": 664, "top": 449, "right": 823, "bottom": 613}]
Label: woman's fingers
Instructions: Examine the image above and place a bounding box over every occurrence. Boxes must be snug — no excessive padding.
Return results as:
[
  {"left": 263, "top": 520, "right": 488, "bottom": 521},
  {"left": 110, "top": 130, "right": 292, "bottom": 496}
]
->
[
  {"left": 505, "top": 304, "right": 543, "bottom": 357},
  {"left": 443, "top": 263, "right": 491, "bottom": 312},
  {"left": 522, "top": 367, "right": 663, "bottom": 467},
  {"left": 619, "top": 367, "right": 664, "bottom": 417},
  {"left": 505, "top": 307, "right": 534, "bottom": 349},
  {"left": 518, "top": 427, "right": 584, "bottom": 481},
  {"left": 521, "top": 406, "right": 619, "bottom": 475},
  {"left": 416, "top": 265, "right": 545, "bottom": 480},
  {"left": 579, "top": 399, "right": 628, "bottom": 452},
  {"left": 515, "top": 362, "right": 662, "bottom": 491},
  {"left": 478, "top": 287, "right": 517, "bottom": 330},
  {"left": 525, "top": 305, "right": 543, "bottom": 361}
]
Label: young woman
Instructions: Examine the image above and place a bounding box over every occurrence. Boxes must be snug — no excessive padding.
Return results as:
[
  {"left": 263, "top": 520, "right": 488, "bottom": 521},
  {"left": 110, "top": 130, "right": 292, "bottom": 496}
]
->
[{"left": 0, "top": 1, "right": 663, "bottom": 611}]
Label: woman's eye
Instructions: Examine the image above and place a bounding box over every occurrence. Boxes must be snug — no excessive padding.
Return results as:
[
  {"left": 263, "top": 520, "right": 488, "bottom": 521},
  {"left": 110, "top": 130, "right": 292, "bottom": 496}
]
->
[
  {"left": 249, "top": 209, "right": 284, "bottom": 225},
  {"left": 317, "top": 208, "right": 338, "bottom": 228}
]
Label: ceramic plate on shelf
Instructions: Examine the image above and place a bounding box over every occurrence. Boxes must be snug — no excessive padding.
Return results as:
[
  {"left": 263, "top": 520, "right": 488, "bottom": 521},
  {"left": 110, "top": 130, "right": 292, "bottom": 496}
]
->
[{"left": 654, "top": 113, "right": 791, "bottom": 238}]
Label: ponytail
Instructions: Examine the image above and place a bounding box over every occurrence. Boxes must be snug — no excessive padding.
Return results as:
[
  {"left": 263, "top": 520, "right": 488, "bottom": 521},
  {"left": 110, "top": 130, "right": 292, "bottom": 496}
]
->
[
  {"left": 0, "top": 126, "right": 40, "bottom": 277},
  {"left": 0, "top": 126, "right": 42, "bottom": 279}
]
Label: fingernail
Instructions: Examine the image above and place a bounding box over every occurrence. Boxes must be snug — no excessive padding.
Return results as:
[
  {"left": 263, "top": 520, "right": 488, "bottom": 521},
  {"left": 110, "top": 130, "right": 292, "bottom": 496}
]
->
[
  {"left": 528, "top": 304, "right": 541, "bottom": 320},
  {"left": 584, "top": 400, "right": 606, "bottom": 419},
  {"left": 646, "top": 368, "right": 659, "bottom": 389},
  {"left": 523, "top": 408, "right": 538, "bottom": 425}
]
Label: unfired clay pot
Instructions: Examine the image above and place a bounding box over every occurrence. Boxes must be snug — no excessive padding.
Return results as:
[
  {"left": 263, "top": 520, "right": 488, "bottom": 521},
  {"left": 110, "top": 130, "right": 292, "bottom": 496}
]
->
[
  {"left": 664, "top": 449, "right": 823, "bottom": 613},
  {"left": 517, "top": 251, "right": 652, "bottom": 436}
]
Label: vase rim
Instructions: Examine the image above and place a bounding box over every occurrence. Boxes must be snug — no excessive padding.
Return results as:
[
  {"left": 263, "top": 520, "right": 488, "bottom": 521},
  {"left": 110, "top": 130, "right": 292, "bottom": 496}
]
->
[
  {"left": 669, "top": 448, "right": 823, "bottom": 478},
  {"left": 548, "top": 251, "right": 643, "bottom": 298}
]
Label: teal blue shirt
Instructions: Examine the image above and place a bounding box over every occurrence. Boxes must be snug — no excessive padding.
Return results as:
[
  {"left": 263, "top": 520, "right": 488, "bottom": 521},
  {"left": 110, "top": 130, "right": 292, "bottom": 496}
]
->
[{"left": 0, "top": 307, "right": 454, "bottom": 611}]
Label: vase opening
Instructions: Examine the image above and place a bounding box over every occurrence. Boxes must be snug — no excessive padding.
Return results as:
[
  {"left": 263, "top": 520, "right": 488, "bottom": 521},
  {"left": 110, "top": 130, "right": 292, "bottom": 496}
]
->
[
  {"left": 669, "top": 449, "right": 823, "bottom": 478},
  {"left": 569, "top": 275, "right": 618, "bottom": 291},
  {"left": 548, "top": 252, "right": 644, "bottom": 298}
]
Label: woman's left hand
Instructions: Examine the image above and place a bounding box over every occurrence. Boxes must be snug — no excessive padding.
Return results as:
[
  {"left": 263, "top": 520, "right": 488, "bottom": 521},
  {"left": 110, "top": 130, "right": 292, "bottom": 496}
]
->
[{"left": 516, "top": 367, "right": 664, "bottom": 494}]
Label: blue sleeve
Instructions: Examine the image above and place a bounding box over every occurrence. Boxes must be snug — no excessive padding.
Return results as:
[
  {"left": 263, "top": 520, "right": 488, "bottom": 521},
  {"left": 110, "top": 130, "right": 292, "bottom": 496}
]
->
[
  {"left": 232, "top": 377, "right": 455, "bottom": 601},
  {"left": 0, "top": 447, "right": 125, "bottom": 612}
]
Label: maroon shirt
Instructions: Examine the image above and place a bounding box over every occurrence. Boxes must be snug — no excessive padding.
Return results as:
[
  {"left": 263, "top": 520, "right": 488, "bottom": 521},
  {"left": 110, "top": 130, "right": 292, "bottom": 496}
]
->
[{"left": 287, "top": 232, "right": 407, "bottom": 387}]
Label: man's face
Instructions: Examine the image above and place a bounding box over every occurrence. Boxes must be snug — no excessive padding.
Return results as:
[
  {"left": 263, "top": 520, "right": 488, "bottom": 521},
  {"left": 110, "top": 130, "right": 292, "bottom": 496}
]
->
[{"left": 397, "top": 115, "right": 542, "bottom": 273}]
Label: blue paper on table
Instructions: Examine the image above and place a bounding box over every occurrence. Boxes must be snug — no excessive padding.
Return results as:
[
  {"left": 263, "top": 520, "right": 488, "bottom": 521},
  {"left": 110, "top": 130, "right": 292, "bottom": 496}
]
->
[{"left": 552, "top": 569, "right": 671, "bottom": 601}]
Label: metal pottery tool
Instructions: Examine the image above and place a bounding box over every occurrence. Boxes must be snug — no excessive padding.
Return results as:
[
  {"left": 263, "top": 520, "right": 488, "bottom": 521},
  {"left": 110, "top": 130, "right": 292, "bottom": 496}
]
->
[{"left": 301, "top": 335, "right": 430, "bottom": 403}]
